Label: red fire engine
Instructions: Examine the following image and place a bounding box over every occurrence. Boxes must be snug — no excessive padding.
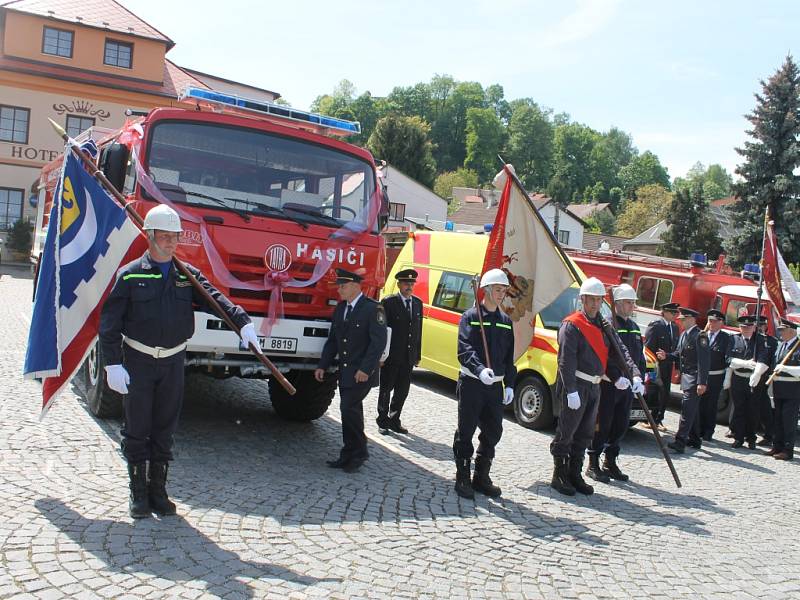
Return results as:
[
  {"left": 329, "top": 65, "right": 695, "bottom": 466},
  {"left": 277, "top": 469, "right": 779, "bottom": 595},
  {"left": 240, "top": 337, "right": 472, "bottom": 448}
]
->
[{"left": 33, "top": 88, "right": 388, "bottom": 420}]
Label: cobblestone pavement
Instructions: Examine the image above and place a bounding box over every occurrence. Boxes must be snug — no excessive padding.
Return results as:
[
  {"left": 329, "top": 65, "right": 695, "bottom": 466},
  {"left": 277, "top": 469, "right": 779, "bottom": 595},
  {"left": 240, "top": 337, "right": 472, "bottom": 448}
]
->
[{"left": 2, "top": 264, "right": 799, "bottom": 599}]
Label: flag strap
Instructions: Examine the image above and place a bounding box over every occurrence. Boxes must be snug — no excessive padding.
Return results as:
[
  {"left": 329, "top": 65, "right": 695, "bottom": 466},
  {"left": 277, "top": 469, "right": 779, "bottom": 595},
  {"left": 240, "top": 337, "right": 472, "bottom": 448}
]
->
[{"left": 47, "top": 119, "right": 296, "bottom": 396}]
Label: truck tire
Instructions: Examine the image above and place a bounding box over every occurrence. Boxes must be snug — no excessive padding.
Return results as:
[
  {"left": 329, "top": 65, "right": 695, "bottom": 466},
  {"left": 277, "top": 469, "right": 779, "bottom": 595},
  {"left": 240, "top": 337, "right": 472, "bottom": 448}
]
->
[
  {"left": 716, "top": 388, "right": 732, "bottom": 425},
  {"left": 83, "top": 341, "right": 123, "bottom": 418},
  {"left": 269, "top": 370, "right": 336, "bottom": 422},
  {"left": 513, "top": 374, "right": 554, "bottom": 430}
]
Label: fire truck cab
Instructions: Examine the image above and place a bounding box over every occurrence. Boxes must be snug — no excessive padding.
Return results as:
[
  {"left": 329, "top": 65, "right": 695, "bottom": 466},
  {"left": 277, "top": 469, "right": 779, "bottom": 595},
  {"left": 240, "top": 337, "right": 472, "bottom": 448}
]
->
[{"left": 34, "top": 88, "right": 388, "bottom": 421}]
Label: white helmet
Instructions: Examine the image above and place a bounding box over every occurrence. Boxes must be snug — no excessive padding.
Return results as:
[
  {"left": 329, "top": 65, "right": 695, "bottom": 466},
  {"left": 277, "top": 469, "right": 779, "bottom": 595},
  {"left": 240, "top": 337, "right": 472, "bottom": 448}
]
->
[
  {"left": 579, "top": 277, "right": 606, "bottom": 297},
  {"left": 480, "top": 268, "right": 509, "bottom": 288},
  {"left": 612, "top": 283, "right": 637, "bottom": 302},
  {"left": 143, "top": 204, "right": 182, "bottom": 232}
]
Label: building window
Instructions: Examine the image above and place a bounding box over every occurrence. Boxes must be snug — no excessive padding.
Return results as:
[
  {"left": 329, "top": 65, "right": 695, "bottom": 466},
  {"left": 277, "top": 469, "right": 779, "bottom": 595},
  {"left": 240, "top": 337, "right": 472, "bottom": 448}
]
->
[
  {"left": 65, "top": 115, "right": 95, "bottom": 138},
  {"left": 0, "top": 188, "right": 24, "bottom": 230},
  {"left": 636, "top": 276, "right": 674, "bottom": 311},
  {"left": 104, "top": 40, "right": 133, "bottom": 68},
  {"left": 42, "top": 27, "right": 73, "bottom": 58},
  {"left": 558, "top": 229, "right": 570, "bottom": 245},
  {"left": 0, "top": 105, "right": 30, "bottom": 144},
  {"left": 389, "top": 202, "right": 406, "bottom": 221},
  {"left": 432, "top": 271, "right": 475, "bottom": 313}
]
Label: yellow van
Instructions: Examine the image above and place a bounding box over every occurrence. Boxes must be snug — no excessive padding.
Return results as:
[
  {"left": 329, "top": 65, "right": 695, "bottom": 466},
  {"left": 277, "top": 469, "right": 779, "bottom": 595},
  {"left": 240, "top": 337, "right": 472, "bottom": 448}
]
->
[{"left": 383, "top": 231, "right": 659, "bottom": 430}]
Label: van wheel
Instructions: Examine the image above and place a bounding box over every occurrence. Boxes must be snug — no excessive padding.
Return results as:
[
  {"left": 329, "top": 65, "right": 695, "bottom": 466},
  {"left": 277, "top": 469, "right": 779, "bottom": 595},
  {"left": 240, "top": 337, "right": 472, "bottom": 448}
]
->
[
  {"left": 716, "top": 388, "right": 732, "bottom": 425},
  {"left": 269, "top": 370, "right": 335, "bottom": 421},
  {"left": 513, "top": 375, "right": 553, "bottom": 430},
  {"left": 83, "top": 342, "right": 123, "bottom": 418}
]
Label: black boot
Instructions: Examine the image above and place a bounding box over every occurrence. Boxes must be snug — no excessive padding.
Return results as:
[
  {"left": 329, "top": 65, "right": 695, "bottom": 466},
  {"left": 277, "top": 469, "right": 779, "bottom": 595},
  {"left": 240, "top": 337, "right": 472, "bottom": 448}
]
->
[
  {"left": 454, "top": 458, "right": 474, "bottom": 499},
  {"left": 472, "top": 457, "right": 502, "bottom": 498},
  {"left": 568, "top": 455, "right": 594, "bottom": 495},
  {"left": 148, "top": 461, "right": 177, "bottom": 516},
  {"left": 127, "top": 463, "right": 151, "bottom": 519},
  {"left": 550, "top": 456, "right": 576, "bottom": 496},
  {"left": 585, "top": 453, "right": 610, "bottom": 483},
  {"left": 602, "top": 452, "right": 629, "bottom": 482}
]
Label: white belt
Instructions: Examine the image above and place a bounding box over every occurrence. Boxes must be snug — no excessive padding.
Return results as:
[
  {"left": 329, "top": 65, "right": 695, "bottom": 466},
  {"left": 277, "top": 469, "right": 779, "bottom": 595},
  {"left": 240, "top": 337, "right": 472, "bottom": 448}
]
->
[
  {"left": 773, "top": 375, "right": 800, "bottom": 382},
  {"left": 575, "top": 370, "right": 603, "bottom": 385},
  {"left": 733, "top": 369, "right": 753, "bottom": 378},
  {"left": 708, "top": 369, "right": 726, "bottom": 376},
  {"left": 124, "top": 336, "right": 187, "bottom": 359},
  {"left": 460, "top": 367, "right": 504, "bottom": 382}
]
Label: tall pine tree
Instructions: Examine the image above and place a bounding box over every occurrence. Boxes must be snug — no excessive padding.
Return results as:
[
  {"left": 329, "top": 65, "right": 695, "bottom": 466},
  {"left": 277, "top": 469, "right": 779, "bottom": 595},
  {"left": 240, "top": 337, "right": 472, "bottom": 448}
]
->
[
  {"left": 660, "top": 184, "right": 722, "bottom": 260},
  {"left": 726, "top": 55, "right": 800, "bottom": 266}
]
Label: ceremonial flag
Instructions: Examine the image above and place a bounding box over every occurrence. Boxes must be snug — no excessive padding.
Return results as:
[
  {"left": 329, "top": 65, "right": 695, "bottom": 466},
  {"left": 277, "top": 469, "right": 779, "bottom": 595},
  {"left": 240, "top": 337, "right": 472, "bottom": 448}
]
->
[
  {"left": 484, "top": 165, "right": 578, "bottom": 360},
  {"left": 762, "top": 217, "right": 787, "bottom": 317},
  {"left": 23, "top": 150, "right": 145, "bottom": 415},
  {"left": 777, "top": 246, "right": 800, "bottom": 308}
]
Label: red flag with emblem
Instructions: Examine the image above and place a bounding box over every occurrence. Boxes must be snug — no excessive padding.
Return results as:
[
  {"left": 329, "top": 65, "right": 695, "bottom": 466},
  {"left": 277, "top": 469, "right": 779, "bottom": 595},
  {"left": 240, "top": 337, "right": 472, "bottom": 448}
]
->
[{"left": 762, "top": 218, "right": 787, "bottom": 317}]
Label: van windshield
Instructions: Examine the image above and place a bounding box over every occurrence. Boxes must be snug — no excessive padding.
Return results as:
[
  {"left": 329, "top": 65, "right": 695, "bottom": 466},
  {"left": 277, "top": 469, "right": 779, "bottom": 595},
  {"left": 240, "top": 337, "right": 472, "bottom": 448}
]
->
[
  {"left": 539, "top": 286, "right": 612, "bottom": 330},
  {"left": 145, "top": 121, "right": 378, "bottom": 231}
]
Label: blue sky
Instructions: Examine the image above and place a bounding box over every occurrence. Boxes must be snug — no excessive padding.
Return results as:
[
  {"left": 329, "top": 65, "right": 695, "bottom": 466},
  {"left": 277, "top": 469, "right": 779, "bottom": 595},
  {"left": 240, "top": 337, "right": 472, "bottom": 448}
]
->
[{"left": 123, "top": 0, "right": 799, "bottom": 182}]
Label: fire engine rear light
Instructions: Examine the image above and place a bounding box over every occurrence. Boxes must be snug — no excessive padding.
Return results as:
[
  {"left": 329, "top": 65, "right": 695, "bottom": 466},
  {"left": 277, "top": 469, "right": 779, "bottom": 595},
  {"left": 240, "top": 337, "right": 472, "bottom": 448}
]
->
[{"left": 179, "top": 87, "right": 361, "bottom": 135}]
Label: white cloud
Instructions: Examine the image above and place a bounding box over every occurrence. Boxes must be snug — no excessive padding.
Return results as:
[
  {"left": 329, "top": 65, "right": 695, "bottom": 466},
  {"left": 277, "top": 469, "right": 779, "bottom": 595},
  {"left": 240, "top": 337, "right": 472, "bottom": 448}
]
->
[{"left": 535, "top": 0, "right": 623, "bottom": 49}]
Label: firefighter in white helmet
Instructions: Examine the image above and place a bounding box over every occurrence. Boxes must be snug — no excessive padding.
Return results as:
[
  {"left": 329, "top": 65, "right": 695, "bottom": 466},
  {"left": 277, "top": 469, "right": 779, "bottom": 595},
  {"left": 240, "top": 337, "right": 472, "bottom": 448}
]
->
[
  {"left": 585, "top": 284, "right": 646, "bottom": 484},
  {"left": 100, "top": 204, "right": 260, "bottom": 519},
  {"left": 452, "top": 268, "right": 516, "bottom": 500},
  {"left": 550, "top": 277, "right": 641, "bottom": 496}
]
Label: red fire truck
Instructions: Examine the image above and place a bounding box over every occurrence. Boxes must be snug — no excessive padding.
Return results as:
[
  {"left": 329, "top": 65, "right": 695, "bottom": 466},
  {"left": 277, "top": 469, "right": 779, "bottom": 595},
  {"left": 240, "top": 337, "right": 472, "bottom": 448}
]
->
[{"left": 33, "top": 88, "right": 387, "bottom": 420}]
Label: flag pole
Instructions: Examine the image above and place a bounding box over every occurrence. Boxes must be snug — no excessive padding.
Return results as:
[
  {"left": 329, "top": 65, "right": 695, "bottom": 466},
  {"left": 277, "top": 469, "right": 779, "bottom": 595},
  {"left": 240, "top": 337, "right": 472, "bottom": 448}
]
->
[
  {"left": 48, "top": 119, "right": 296, "bottom": 395},
  {"left": 754, "top": 207, "right": 769, "bottom": 322}
]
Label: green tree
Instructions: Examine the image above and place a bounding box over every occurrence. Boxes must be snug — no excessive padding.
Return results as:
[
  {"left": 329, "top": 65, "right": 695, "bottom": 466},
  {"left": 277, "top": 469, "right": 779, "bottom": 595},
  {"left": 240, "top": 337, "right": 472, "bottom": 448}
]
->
[
  {"left": 727, "top": 55, "right": 800, "bottom": 266},
  {"left": 552, "top": 122, "right": 600, "bottom": 195},
  {"left": 618, "top": 151, "right": 671, "bottom": 199},
  {"left": 464, "top": 107, "right": 506, "bottom": 182},
  {"left": 584, "top": 210, "right": 616, "bottom": 235},
  {"left": 433, "top": 168, "right": 480, "bottom": 208},
  {"left": 673, "top": 161, "right": 733, "bottom": 201},
  {"left": 367, "top": 115, "right": 437, "bottom": 187},
  {"left": 659, "top": 184, "right": 722, "bottom": 259},
  {"left": 505, "top": 100, "right": 554, "bottom": 190},
  {"left": 615, "top": 184, "right": 672, "bottom": 237},
  {"left": 7, "top": 219, "right": 33, "bottom": 253},
  {"left": 485, "top": 84, "right": 511, "bottom": 123},
  {"left": 433, "top": 81, "right": 486, "bottom": 172}
]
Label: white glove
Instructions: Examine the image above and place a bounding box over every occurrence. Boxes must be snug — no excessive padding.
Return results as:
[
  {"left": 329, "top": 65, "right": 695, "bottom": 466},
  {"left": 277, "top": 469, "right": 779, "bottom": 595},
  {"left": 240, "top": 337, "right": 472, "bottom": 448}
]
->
[
  {"left": 723, "top": 368, "right": 732, "bottom": 390},
  {"left": 614, "top": 376, "right": 631, "bottom": 390},
  {"left": 105, "top": 364, "right": 129, "bottom": 394},
  {"left": 749, "top": 362, "right": 769, "bottom": 388},
  {"left": 567, "top": 391, "right": 581, "bottom": 410},
  {"left": 503, "top": 387, "right": 514, "bottom": 405},
  {"left": 773, "top": 363, "right": 784, "bottom": 375},
  {"left": 239, "top": 323, "right": 262, "bottom": 354},
  {"left": 479, "top": 367, "right": 495, "bottom": 386},
  {"left": 632, "top": 376, "right": 645, "bottom": 396}
]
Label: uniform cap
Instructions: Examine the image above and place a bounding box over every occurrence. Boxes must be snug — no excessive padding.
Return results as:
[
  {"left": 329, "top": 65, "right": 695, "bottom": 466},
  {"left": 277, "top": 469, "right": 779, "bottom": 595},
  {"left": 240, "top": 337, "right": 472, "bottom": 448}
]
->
[
  {"left": 777, "top": 317, "right": 798, "bottom": 330},
  {"left": 143, "top": 204, "right": 182, "bottom": 232},
  {"left": 678, "top": 307, "right": 699, "bottom": 318},
  {"left": 480, "top": 268, "right": 509, "bottom": 288},
  {"left": 612, "top": 284, "right": 637, "bottom": 302},
  {"left": 756, "top": 315, "right": 769, "bottom": 325},
  {"left": 335, "top": 268, "right": 363, "bottom": 284},
  {"left": 578, "top": 277, "right": 606, "bottom": 297},
  {"left": 737, "top": 315, "right": 756, "bottom": 325},
  {"left": 395, "top": 268, "right": 418, "bottom": 283},
  {"left": 706, "top": 309, "right": 724, "bottom": 321},
  {"left": 660, "top": 302, "right": 680, "bottom": 313}
]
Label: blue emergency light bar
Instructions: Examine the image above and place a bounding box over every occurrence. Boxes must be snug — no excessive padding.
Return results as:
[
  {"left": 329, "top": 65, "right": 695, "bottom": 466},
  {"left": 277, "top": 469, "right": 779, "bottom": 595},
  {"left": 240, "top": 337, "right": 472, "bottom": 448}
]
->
[{"left": 179, "top": 87, "right": 361, "bottom": 135}]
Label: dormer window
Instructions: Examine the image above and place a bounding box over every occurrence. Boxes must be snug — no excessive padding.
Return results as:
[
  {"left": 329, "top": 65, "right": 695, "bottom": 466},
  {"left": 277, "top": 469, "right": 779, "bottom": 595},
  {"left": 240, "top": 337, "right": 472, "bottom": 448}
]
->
[
  {"left": 42, "top": 26, "right": 73, "bottom": 58},
  {"left": 104, "top": 39, "right": 133, "bottom": 69}
]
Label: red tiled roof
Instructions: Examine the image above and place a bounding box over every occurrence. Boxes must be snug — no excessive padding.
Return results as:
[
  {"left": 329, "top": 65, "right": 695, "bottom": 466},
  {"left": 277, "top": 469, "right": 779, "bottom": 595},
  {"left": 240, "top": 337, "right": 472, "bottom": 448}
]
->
[
  {"left": 464, "top": 195, "right": 484, "bottom": 203},
  {"left": 450, "top": 200, "right": 498, "bottom": 227},
  {"left": 2, "top": 0, "right": 174, "bottom": 47},
  {"left": 711, "top": 196, "right": 738, "bottom": 207},
  {"left": 566, "top": 202, "right": 610, "bottom": 220},
  {"left": 162, "top": 60, "right": 209, "bottom": 97}
]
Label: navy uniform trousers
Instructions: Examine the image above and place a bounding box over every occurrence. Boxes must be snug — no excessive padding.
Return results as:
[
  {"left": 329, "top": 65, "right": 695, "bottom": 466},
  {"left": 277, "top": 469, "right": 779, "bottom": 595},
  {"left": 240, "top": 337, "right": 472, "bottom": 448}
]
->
[
  {"left": 551, "top": 380, "right": 602, "bottom": 458},
  {"left": 121, "top": 348, "right": 185, "bottom": 464},
  {"left": 588, "top": 381, "right": 633, "bottom": 458},
  {"left": 453, "top": 377, "right": 504, "bottom": 460},
  {"left": 730, "top": 374, "right": 760, "bottom": 444}
]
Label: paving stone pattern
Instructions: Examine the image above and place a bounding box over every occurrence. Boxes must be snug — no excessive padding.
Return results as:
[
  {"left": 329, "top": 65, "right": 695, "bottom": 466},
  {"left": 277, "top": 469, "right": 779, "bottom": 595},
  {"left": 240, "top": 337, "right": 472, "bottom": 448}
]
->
[{"left": 1, "top": 265, "right": 798, "bottom": 599}]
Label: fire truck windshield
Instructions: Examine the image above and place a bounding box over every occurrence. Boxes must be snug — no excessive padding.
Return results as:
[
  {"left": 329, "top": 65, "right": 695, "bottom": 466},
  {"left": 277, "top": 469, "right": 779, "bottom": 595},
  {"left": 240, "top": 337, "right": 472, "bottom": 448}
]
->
[{"left": 145, "top": 121, "right": 378, "bottom": 231}]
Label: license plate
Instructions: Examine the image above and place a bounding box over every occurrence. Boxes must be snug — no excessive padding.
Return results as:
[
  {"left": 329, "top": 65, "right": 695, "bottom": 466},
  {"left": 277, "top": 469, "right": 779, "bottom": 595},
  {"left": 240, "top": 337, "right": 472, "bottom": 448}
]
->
[
  {"left": 630, "top": 409, "right": 647, "bottom": 420},
  {"left": 258, "top": 336, "right": 297, "bottom": 353}
]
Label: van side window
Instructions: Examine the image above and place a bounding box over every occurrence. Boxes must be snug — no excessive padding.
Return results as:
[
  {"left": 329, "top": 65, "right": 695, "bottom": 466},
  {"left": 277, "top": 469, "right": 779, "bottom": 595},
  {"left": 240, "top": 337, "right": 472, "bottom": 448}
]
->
[
  {"left": 433, "top": 272, "right": 475, "bottom": 313},
  {"left": 636, "top": 276, "right": 674, "bottom": 310}
]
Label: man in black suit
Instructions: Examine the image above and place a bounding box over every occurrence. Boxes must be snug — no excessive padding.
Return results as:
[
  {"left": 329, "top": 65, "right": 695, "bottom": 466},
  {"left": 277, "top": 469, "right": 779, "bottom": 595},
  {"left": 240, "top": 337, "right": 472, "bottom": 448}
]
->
[
  {"left": 377, "top": 269, "right": 423, "bottom": 434},
  {"left": 315, "top": 269, "right": 387, "bottom": 473},
  {"left": 645, "top": 302, "right": 680, "bottom": 430},
  {"left": 697, "top": 309, "right": 731, "bottom": 441}
]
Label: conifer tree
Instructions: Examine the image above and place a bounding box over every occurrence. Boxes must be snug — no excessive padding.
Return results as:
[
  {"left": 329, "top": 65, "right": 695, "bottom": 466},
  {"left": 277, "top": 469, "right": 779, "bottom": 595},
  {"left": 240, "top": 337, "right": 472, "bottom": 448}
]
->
[
  {"left": 660, "top": 185, "right": 722, "bottom": 259},
  {"left": 726, "top": 55, "right": 800, "bottom": 266}
]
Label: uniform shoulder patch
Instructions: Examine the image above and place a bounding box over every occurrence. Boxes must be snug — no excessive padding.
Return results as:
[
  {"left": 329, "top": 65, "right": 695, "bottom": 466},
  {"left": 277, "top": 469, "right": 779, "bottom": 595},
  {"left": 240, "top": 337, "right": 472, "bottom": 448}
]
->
[{"left": 376, "top": 305, "right": 386, "bottom": 326}]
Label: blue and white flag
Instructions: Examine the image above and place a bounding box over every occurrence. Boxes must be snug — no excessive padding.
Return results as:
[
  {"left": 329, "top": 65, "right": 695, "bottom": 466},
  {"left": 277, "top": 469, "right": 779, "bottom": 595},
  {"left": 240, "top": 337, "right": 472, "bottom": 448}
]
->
[{"left": 23, "top": 150, "right": 144, "bottom": 415}]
